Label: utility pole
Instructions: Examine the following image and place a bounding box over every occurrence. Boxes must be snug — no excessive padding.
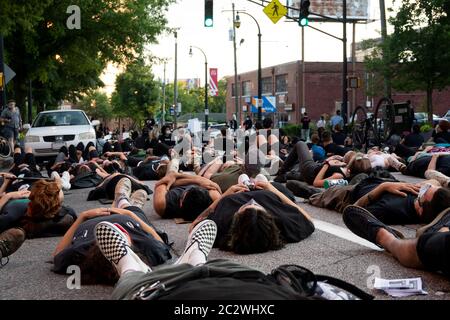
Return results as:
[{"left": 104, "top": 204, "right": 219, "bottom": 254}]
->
[
  {"left": 379, "top": 0, "right": 391, "bottom": 98},
  {"left": 342, "top": 0, "right": 348, "bottom": 124},
  {"left": 162, "top": 62, "right": 166, "bottom": 126},
  {"left": 301, "top": 26, "right": 305, "bottom": 124},
  {"left": 351, "top": 22, "right": 356, "bottom": 117},
  {"left": 232, "top": 3, "right": 240, "bottom": 126},
  {"left": 173, "top": 31, "right": 178, "bottom": 128}
]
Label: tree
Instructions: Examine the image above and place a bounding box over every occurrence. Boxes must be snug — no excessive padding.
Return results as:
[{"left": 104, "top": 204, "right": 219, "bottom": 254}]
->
[
  {"left": 3, "top": 0, "right": 174, "bottom": 118},
  {"left": 111, "top": 58, "right": 160, "bottom": 125},
  {"left": 365, "top": 0, "right": 450, "bottom": 124},
  {"left": 79, "top": 91, "right": 112, "bottom": 122}
]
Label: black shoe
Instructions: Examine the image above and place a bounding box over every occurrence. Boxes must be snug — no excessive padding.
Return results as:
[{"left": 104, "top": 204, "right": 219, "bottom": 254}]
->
[
  {"left": 416, "top": 207, "right": 450, "bottom": 238},
  {"left": 0, "top": 228, "right": 26, "bottom": 267},
  {"left": 343, "top": 205, "right": 404, "bottom": 248},
  {"left": 286, "top": 180, "right": 322, "bottom": 199}
]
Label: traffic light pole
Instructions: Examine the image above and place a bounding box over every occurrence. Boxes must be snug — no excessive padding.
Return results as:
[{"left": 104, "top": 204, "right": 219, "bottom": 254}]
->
[
  {"left": 232, "top": 3, "right": 240, "bottom": 126},
  {"left": 173, "top": 31, "right": 178, "bottom": 128},
  {"left": 342, "top": 0, "right": 348, "bottom": 124}
]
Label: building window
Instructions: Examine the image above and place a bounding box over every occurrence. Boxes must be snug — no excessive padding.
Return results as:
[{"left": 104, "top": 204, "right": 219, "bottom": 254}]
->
[
  {"left": 242, "top": 81, "right": 252, "bottom": 97},
  {"left": 261, "top": 77, "right": 273, "bottom": 95},
  {"left": 275, "top": 74, "right": 288, "bottom": 93},
  {"left": 231, "top": 83, "right": 236, "bottom": 97}
]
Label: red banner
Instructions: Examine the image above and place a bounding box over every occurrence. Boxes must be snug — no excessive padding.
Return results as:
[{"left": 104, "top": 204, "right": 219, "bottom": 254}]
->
[{"left": 209, "top": 68, "right": 218, "bottom": 96}]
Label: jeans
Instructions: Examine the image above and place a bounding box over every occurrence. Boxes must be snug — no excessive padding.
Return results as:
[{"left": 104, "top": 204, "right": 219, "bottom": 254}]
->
[{"left": 281, "top": 141, "right": 320, "bottom": 184}]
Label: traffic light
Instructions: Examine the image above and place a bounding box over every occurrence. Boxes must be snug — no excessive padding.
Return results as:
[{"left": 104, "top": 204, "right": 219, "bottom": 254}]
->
[
  {"left": 299, "top": 0, "right": 310, "bottom": 27},
  {"left": 204, "top": 0, "right": 213, "bottom": 27}
]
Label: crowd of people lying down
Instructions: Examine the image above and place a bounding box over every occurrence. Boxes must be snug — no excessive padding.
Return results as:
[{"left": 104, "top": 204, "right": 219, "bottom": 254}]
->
[{"left": 1, "top": 119, "right": 450, "bottom": 300}]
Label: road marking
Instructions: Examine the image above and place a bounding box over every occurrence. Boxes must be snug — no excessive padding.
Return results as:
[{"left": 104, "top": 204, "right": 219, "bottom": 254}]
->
[{"left": 313, "top": 218, "right": 384, "bottom": 251}]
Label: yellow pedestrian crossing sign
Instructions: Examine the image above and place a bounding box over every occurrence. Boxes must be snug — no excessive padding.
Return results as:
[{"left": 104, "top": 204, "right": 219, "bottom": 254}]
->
[{"left": 263, "top": 0, "right": 287, "bottom": 24}]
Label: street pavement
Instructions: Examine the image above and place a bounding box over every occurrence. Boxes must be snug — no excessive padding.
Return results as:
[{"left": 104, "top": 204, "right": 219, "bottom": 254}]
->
[{"left": 1, "top": 172, "right": 450, "bottom": 300}]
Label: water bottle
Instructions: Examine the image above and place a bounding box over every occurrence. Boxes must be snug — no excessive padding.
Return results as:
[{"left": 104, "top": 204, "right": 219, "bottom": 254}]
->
[{"left": 324, "top": 179, "right": 348, "bottom": 189}]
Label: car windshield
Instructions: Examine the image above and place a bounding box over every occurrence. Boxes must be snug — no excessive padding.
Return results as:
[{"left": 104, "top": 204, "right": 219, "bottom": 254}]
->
[{"left": 33, "top": 111, "right": 89, "bottom": 127}]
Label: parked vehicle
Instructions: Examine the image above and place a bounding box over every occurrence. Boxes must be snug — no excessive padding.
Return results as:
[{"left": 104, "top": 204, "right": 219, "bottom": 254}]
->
[
  {"left": 24, "top": 109, "right": 99, "bottom": 157},
  {"left": 413, "top": 112, "right": 447, "bottom": 126}
]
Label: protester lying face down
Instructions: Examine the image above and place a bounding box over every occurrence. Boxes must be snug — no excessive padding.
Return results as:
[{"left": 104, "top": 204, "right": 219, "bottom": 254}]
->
[
  {"left": 27, "top": 180, "right": 64, "bottom": 221},
  {"left": 179, "top": 186, "right": 213, "bottom": 222},
  {"left": 227, "top": 199, "right": 284, "bottom": 254}
]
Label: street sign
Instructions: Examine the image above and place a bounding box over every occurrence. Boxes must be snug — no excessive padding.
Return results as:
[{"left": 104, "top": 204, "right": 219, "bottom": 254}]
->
[
  {"left": 263, "top": 0, "right": 287, "bottom": 24},
  {"left": 3, "top": 64, "right": 16, "bottom": 85},
  {"left": 251, "top": 96, "right": 277, "bottom": 113}
]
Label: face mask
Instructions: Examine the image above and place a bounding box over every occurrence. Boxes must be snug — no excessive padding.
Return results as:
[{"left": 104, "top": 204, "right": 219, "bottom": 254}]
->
[
  {"left": 239, "top": 198, "right": 263, "bottom": 212},
  {"left": 418, "top": 183, "right": 432, "bottom": 205}
]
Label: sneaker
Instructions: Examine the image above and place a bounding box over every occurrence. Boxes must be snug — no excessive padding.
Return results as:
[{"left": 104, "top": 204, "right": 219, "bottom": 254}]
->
[
  {"left": 61, "top": 171, "right": 71, "bottom": 191},
  {"left": 112, "top": 177, "right": 132, "bottom": 208},
  {"left": 286, "top": 180, "right": 322, "bottom": 199},
  {"left": 0, "top": 228, "right": 26, "bottom": 267},
  {"left": 416, "top": 207, "right": 450, "bottom": 238},
  {"left": 343, "top": 205, "right": 405, "bottom": 248},
  {"left": 95, "top": 221, "right": 151, "bottom": 274},
  {"left": 424, "top": 169, "right": 450, "bottom": 188},
  {"left": 175, "top": 219, "right": 217, "bottom": 266},
  {"left": 130, "top": 189, "right": 148, "bottom": 210}
]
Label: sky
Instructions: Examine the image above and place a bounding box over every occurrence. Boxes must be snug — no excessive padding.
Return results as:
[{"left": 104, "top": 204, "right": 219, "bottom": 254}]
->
[
  {"left": 144, "top": 0, "right": 399, "bottom": 83},
  {"left": 100, "top": 0, "right": 399, "bottom": 90}
]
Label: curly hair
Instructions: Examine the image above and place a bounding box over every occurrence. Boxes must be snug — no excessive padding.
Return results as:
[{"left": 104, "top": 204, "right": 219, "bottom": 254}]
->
[
  {"left": 227, "top": 207, "right": 285, "bottom": 254},
  {"left": 28, "top": 180, "right": 62, "bottom": 221}
]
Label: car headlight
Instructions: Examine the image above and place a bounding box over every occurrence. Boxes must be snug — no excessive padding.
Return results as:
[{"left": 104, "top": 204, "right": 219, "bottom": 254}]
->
[
  {"left": 79, "top": 132, "right": 95, "bottom": 140},
  {"left": 25, "top": 135, "right": 40, "bottom": 143}
]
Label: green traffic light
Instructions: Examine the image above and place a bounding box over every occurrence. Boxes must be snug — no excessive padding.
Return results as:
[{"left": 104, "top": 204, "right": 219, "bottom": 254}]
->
[
  {"left": 205, "top": 18, "right": 213, "bottom": 27},
  {"left": 299, "top": 18, "right": 309, "bottom": 27}
]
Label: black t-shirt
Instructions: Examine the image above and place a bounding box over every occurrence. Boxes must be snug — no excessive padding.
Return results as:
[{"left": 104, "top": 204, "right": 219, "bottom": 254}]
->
[
  {"left": 0, "top": 199, "right": 77, "bottom": 233},
  {"left": 406, "top": 155, "right": 450, "bottom": 178},
  {"left": 208, "top": 190, "right": 315, "bottom": 250},
  {"left": 324, "top": 143, "right": 351, "bottom": 157},
  {"left": 132, "top": 160, "right": 160, "bottom": 181},
  {"left": 301, "top": 117, "right": 310, "bottom": 129},
  {"left": 434, "top": 131, "right": 450, "bottom": 143},
  {"left": 53, "top": 211, "right": 171, "bottom": 273},
  {"left": 164, "top": 185, "right": 195, "bottom": 218},
  {"left": 404, "top": 133, "right": 424, "bottom": 148},
  {"left": 324, "top": 165, "right": 346, "bottom": 180},
  {"left": 332, "top": 132, "right": 346, "bottom": 146},
  {"left": 351, "top": 179, "right": 419, "bottom": 224},
  {"left": 158, "top": 134, "right": 175, "bottom": 147}
]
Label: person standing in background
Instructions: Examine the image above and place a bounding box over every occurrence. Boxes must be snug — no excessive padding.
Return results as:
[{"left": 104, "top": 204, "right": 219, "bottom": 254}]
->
[
  {"left": 301, "top": 112, "right": 311, "bottom": 142},
  {"left": 1, "top": 99, "right": 22, "bottom": 149}
]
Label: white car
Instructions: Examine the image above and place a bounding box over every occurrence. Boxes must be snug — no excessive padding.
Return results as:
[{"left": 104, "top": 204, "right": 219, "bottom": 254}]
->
[{"left": 24, "top": 109, "right": 99, "bottom": 157}]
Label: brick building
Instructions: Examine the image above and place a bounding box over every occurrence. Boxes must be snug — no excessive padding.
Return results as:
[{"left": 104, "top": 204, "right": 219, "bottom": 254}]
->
[{"left": 225, "top": 60, "right": 450, "bottom": 126}]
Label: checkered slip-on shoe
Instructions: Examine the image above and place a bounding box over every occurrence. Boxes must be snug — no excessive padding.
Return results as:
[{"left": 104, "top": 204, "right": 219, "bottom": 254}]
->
[
  {"left": 176, "top": 220, "right": 217, "bottom": 265},
  {"left": 95, "top": 221, "right": 130, "bottom": 265}
]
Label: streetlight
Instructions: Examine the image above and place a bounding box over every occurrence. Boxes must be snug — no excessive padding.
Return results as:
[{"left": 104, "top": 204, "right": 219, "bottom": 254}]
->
[
  {"left": 189, "top": 46, "right": 209, "bottom": 130},
  {"left": 234, "top": 11, "right": 262, "bottom": 122}
]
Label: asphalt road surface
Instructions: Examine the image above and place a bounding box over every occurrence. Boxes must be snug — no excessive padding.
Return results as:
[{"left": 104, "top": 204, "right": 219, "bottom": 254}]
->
[{"left": 1, "top": 173, "right": 449, "bottom": 300}]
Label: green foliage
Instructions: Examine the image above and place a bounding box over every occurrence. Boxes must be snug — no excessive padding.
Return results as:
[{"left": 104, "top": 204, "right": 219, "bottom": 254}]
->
[
  {"left": 420, "top": 123, "right": 433, "bottom": 132},
  {"left": 282, "top": 124, "right": 300, "bottom": 138},
  {"left": 364, "top": 0, "right": 450, "bottom": 124},
  {"left": 3, "top": 0, "right": 174, "bottom": 114},
  {"left": 111, "top": 58, "right": 159, "bottom": 123},
  {"left": 79, "top": 91, "right": 112, "bottom": 121}
]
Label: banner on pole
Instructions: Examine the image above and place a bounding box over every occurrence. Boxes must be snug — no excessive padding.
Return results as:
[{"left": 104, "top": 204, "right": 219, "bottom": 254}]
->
[{"left": 209, "top": 68, "right": 219, "bottom": 97}]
